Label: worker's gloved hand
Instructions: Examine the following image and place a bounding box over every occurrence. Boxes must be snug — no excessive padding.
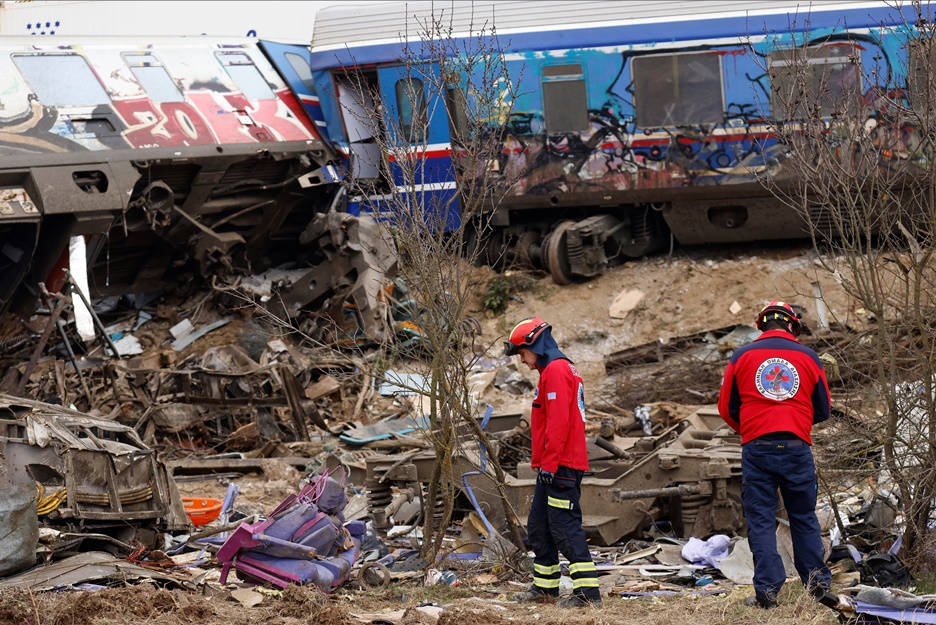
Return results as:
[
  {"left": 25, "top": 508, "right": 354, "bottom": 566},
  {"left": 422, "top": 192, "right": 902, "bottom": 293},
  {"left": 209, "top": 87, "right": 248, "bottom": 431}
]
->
[{"left": 537, "top": 469, "right": 554, "bottom": 485}]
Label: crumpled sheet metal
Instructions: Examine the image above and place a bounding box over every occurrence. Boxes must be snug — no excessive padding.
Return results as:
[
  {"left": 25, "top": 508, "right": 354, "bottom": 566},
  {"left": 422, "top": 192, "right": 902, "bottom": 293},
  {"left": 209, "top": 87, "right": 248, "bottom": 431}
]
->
[
  {"left": 0, "top": 551, "right": 184, "bottom": 591},
  {"left": 263, "top": 212, "right": 397, "bottom": 342},
  {"left": 0, "top": 394, "right": 189, "bottom": 529}
]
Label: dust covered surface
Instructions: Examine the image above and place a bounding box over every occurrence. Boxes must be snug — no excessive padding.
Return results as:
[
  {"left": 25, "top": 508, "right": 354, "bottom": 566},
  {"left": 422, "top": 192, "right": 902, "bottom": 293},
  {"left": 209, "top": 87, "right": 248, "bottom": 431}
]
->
[
  {"left": 479, "top": 242, "right": 860, "bottom": 410},
  {"left": 0, "top": 584, "right": 357, "bottom": 625}
]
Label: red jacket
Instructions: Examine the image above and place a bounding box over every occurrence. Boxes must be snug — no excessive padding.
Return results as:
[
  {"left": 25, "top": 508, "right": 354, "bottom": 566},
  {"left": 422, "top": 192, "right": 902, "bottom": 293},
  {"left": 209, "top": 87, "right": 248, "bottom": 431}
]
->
[
  {"left": 531, "top": 358, "right": 589, "bottom": 472},
  {"left": 717, "top": 329, "right": 831, "bottom": 444}
]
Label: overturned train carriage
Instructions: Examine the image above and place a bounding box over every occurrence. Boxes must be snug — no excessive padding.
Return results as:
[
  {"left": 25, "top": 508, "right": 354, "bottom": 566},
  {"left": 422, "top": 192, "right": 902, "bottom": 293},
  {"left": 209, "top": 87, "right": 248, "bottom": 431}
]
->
[
  {"left": 365, "top": 407, "right": 744, "bottom": 545},
  {"left": 0, "top": 37, "right": 352, "bottom": 321},
  {"left": 308, "top": 1, "right": 918, "bottom": 283}
]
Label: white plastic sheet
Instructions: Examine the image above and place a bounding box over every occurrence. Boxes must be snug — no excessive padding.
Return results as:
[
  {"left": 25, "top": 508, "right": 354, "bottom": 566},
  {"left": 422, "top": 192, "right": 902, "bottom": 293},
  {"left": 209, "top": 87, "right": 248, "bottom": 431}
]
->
[{"left": 69, "top": 235, "right": 95, "bottom": 343}]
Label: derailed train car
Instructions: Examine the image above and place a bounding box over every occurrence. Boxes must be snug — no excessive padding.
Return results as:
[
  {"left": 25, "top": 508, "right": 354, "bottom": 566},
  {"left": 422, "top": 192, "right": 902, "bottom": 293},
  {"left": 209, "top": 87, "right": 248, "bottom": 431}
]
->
[
  {"left": 301, "top": 1, "right": 919, "bottom": 283},
  {"left": 0, "top": 37, "right": 350, "bottom": 320}
]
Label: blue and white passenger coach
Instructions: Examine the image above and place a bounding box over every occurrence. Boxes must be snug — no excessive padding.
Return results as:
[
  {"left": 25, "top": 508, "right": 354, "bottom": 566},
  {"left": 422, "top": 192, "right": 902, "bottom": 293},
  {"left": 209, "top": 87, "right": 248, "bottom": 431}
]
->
[{"left": 277, "top": 1, "right": 918, "bottom": 283}]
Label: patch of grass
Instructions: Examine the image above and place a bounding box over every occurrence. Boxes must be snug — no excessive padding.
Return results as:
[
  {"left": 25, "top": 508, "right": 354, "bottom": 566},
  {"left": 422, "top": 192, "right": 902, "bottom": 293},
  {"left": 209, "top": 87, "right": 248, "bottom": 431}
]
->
[
  {"left": 914, "top": 573, "right": 936, "bottom": 594},
  {"left": 483, "top": 272, "right": 537, "bottom": 314},
  {"left": 483, "top": 275, "right": 515, "bottom": 313},
  {"left": 408, "top": 582, "right": 480, "bottom": 604}
]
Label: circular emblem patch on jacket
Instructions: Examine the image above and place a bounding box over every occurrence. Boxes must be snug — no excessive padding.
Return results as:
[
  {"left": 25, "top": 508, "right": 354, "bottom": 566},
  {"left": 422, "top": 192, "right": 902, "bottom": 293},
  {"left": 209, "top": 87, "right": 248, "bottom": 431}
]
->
[
  {"left": 755, "top": 357, "right": 800, "bottom": 400},
  {"left": 577, "top": 382, "right": 586, "bottom": 422}
]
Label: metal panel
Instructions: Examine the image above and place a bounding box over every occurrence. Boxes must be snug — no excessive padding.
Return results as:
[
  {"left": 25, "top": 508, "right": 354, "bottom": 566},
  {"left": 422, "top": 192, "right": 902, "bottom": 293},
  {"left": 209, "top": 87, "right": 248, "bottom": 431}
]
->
[{"left": 312, "top": 0, "right": 880, "bottom": 52}]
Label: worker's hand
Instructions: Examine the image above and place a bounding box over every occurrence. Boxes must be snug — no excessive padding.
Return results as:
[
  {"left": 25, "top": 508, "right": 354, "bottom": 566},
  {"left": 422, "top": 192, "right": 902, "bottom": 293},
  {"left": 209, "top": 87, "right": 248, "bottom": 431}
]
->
[{"left": 537, "top": 469, "right": 554, "bottom": 485}]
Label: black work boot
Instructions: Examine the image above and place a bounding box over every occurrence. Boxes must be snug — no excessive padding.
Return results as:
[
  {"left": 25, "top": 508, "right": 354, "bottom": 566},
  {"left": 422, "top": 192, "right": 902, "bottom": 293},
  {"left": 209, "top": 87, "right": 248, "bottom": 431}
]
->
[
  {"left": 514, "top": 586, "right": 556, "bottom": 603},
  {"left": 744, "top": 594, "right": 778, "bottom": 609},
  {"left": 559, "top": 593, "right": 602, "bottom": 608}
]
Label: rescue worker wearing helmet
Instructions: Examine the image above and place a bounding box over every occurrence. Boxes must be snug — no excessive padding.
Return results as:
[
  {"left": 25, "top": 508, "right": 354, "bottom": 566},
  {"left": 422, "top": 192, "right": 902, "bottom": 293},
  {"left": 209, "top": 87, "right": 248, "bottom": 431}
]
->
[
  {"left": 717, "top": 301, "right": 833, "bottom": 609},
  {"left": 506, "top": 317, "right": 601, "bottom": 608}
]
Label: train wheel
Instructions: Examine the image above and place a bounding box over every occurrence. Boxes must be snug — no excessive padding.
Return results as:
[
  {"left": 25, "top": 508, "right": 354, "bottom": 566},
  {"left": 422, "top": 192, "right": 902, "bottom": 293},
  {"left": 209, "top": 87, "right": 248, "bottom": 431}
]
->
[
  {"left": 515, "top": 231, "right": 542, "bottom": 269},
  {"left": 544, "top": 220, "right": 577, "bottom": 285}
]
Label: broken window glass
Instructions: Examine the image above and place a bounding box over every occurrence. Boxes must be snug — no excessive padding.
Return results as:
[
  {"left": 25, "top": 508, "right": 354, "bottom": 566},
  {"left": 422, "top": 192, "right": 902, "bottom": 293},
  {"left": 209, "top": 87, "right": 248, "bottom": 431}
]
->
[
  {"left": 768, "top": 43, "right": 860, "bottom": 120},
  {"left": 13, "top": 54, "right": 110, "bottom": 107},
  {"left": 633, "top": 52, "right": 724, "bottom": 127},
  {"left": 542, "top": 64, "right": 589, "bottom": 132},
  {"left": 216, "top": 52, "right": 275, "bottom": 100},
  {"left": 123, "top": 53, "right": 184, "bottom": 103}
]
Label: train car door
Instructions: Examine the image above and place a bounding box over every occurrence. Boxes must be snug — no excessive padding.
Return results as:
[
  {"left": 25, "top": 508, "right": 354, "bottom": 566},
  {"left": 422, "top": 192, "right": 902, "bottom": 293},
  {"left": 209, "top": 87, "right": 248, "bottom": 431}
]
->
[
  {"left": 376, "top": 64, "right": 460, "bottom": 231},
  {"left": 258, "top": 40, "right": 331, "bottom": 143}
]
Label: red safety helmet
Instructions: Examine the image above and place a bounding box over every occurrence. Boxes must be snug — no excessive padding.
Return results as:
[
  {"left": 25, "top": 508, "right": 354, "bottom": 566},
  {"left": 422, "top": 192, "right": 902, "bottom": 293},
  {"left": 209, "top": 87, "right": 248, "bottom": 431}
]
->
[
  {"left": 756, "top": 300, "right": 802, "bottom": 336},
  {"left": 504, "top": 317, "right": 550, "bottom": 356}
]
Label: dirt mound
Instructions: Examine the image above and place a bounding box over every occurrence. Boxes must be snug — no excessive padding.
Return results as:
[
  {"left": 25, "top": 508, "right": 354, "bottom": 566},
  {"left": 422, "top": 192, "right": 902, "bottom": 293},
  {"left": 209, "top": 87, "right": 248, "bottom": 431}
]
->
[
  {"left": 479, "top": 242, "right": 858, "bottom": 411},
  {"left": 43, "top": 586, "right": 204, "bottom": 625},
  {"left": 436, "top": 605, "right": 513, "bottom": 625}
]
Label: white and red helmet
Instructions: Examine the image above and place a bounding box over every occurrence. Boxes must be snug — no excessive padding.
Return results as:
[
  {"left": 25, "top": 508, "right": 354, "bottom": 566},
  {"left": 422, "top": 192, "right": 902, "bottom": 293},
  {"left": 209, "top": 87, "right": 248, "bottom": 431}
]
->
[
  {"left": 504, "top": 317, "right": 550, "bottom": 356},
  {"left": 756, "top": 300, "right": 802, "bottom": 336}
]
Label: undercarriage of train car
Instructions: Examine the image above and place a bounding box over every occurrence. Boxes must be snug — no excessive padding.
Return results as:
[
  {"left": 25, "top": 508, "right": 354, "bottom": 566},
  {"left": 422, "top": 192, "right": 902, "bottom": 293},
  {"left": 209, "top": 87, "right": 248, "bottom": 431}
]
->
[
  {"left": 472, "top": 178, "right": 816, "bottom": 285},
  {"left": 476, "top": 203, "right": 670, "bottom": 285},
  {"left": 0, "top": 144, "right": 397, "bottom": 340},
  {"left": 362, "top": 407, "right": 744, "bottom": 546},
  {"left": 84, "top": 148, "right": 339, "bottom": 300}
]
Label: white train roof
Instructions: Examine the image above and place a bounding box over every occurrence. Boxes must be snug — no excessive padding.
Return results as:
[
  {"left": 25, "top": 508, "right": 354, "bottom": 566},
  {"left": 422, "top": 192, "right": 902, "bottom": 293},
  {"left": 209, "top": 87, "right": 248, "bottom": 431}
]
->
[{"left": 311, "top": 0, "right": 891, "bottom": 53}]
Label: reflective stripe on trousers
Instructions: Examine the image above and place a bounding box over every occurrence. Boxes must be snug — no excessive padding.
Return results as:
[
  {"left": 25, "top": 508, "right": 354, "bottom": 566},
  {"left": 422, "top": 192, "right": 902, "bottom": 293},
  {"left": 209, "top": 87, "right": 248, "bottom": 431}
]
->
[{"left": 527, "top": 466, "right": 600, "bottom": 600}]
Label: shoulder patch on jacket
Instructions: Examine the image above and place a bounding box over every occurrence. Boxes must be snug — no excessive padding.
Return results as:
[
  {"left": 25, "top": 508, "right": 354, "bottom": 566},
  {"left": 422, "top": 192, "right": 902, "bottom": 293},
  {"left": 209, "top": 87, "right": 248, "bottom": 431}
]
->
[{"left": 577, "top": 382, "right": 586, "bottom": 422}]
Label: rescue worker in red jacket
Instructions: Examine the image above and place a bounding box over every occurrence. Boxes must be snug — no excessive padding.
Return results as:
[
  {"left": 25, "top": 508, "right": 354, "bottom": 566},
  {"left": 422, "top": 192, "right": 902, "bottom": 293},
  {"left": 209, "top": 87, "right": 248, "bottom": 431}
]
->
[
  {"left": 717, "top": 301, "right": 833, "bottom": 609},
  {"left": 506, "top": 317, "right": 601, "bottom": 608}
]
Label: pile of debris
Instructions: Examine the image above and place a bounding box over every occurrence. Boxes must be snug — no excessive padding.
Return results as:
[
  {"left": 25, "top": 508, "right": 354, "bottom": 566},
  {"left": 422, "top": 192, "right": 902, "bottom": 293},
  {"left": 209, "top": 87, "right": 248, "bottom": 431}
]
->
[{"left": 0, "top": 274, "right": 933, "bottom": 625}]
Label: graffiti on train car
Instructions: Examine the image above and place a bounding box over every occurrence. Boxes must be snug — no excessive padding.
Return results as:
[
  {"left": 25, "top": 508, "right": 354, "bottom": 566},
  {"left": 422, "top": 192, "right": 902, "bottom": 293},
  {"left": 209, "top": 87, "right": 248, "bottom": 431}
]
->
[
  {"left": 0, "top": 41, "right": 315, "bottom": 154},
  {"left": 492, "top": 34, "right": 896, "bottom": 200},
  {"left": 0, "top": 38, "right": 362, "bottom": 327}
]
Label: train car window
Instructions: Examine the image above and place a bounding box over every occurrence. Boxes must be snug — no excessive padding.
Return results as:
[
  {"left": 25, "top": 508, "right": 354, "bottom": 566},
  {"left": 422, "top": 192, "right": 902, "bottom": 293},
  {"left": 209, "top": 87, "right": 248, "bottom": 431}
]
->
[
  {"left": 542, "top": 64, "right": 589, "bottom": 132},
  {"left": 395, "top": 78, "right": 426, "bottom": 142},
  {"left": 445, "top": 86, "right": 469, "bottom": 140},
  {"left": 632, "top": 53, "right": 723, "bottom": 127},
  {"left": 12, "top": 54, "right": 110, "bottom": 107},
  {"left": 215, "top": 52, "right": 275, "bottom": 100},
  {"left": 284, "top": 52, "right": 317, "bottom": 93},
  {"left": 123, "top": 53, "right": 184, "bottom": 103},
  {"left": 768, "top": 44, "right": 859, "bottom": 120},
  {"left": 908, "top": 40, "right": 935, "bottom": 113}
]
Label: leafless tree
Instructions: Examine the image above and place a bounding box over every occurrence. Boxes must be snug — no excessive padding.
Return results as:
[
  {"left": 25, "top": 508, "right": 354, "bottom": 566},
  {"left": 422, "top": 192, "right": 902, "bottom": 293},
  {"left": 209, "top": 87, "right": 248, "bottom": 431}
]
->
[
  {"left": 750, "top": 1, "right": 936, "bottom": 571},
  {"left": 325, "top": 4, "right": 526, "bottom": 559}
]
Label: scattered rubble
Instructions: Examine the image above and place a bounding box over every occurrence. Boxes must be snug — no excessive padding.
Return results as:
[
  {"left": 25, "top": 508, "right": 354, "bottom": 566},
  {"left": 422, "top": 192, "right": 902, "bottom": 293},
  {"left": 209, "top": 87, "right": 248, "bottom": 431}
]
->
[{"left": 0, "top": 246, "right": 933, "bottom": 624}]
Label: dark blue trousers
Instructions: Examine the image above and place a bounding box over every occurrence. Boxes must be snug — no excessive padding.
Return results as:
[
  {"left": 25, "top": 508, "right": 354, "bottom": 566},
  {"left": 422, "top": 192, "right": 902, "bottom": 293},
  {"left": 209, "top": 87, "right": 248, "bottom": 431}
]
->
[
  {"left": 527, "top": 466, "right": 600, "bottom": 600},
  {"left": 741, "top": 440, "right": 832, "bottom": 602}
]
